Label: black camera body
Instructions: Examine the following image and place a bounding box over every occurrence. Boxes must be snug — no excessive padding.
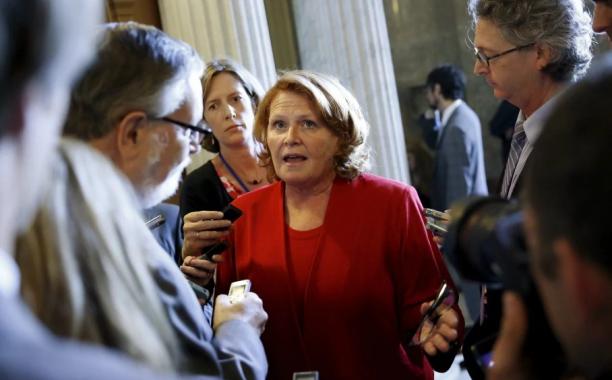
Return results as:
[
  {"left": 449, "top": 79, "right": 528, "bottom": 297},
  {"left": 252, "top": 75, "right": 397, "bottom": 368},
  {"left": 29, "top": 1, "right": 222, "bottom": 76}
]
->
[{"left": 443, "top": 196, "right": 566, "bottom": 379}]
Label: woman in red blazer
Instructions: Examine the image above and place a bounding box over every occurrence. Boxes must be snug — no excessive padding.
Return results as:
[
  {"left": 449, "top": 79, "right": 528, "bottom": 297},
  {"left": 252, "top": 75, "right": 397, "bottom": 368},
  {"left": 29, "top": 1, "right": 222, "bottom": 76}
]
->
[{"left": 188, "top": 70, "right": 464, "bottom": 379}]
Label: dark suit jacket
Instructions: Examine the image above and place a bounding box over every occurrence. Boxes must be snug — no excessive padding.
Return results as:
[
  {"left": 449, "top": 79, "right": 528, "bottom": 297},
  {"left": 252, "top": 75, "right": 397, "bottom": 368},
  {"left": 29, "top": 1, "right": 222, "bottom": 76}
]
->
[
  {"left": 496, "top": 156, "right": 528, "bottom": 200},
  {"left": 145, "top": 203, "right": 183, "bottom": 266},
  {"left": 431, "top": 102, "right": 488, "bottom": 211},
  {"left": 489, "top": 100, "right": 519, "bottom": 162}
]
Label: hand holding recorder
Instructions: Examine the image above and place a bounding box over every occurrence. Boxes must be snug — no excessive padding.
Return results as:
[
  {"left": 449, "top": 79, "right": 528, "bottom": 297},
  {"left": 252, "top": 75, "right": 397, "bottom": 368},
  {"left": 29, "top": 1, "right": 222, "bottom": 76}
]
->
[
  {"left": 424, "top": 208, "right": 451, "bottom": 248},
  {"left": 214, "top": 280, "right": 268, "bottom": 336},
  {"left": 424, "top": 208, "right": 450, "bottom": 236},
  {"left": 181, "top": 204, "right": 242, "bottom": 259},
  {"left": 180, "top": 205, "right": 242, "bottom": 290},
  {"left": 411, "top": 281, "right": 461, "bottom": 356}
]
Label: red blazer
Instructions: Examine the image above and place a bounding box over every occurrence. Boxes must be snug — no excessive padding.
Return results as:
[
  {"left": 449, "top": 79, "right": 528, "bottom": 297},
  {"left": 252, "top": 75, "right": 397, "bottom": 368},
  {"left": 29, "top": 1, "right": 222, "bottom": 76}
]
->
[{"left": 217, "top": 174, "right": 462, "bottom": 380}]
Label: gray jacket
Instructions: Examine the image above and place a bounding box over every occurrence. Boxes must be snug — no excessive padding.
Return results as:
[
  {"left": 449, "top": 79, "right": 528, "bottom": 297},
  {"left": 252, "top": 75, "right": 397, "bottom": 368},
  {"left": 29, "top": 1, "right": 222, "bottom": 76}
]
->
[{"left": 431, "top": 102, "right": 488, "bottom": 210}]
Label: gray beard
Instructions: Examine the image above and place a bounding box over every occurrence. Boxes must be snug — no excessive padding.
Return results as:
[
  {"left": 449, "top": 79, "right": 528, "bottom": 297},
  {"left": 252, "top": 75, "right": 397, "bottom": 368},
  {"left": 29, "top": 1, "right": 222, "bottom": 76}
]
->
[{"left": 138, "top": 159, "right": 188, "bottom": 209}]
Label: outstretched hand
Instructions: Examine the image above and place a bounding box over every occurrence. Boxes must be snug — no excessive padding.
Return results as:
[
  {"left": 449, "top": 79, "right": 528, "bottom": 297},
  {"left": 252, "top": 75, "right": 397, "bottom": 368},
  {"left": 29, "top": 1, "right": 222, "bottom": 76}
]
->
[{"left": 214, "top": 292, "right": 268, "bottom": 336}]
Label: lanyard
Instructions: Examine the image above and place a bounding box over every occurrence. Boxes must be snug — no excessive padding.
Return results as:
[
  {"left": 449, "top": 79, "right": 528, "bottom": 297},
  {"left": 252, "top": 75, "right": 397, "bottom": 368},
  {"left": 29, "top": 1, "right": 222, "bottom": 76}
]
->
[{"left": 219, "top": 152, "right": 250, "bottom": 193}]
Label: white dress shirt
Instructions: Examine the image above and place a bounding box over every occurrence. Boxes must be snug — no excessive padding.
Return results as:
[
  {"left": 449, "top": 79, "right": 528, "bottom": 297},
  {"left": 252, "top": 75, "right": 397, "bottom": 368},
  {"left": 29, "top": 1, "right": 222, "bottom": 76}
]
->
[
  {"left": 437, "top": 99, "right": 463, "bottom": 145},
  {"left": 505, "top": 92, "right": 564, "bottom": 198}
]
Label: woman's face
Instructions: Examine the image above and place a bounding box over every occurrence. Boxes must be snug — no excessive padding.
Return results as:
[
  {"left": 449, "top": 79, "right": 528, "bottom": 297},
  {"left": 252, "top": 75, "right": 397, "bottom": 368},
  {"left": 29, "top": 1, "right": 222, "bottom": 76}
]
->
[
  {"left": 266, "top": 90, "right": 339, "bottom": 190},
  {"left": 203, "top": 72, "right": 255, "bottom": 148}
]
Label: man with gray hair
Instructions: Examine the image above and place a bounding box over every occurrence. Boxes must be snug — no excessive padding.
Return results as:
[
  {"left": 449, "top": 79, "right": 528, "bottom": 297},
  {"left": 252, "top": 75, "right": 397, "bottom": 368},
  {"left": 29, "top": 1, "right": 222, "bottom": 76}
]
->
[
  {"left": 471, "top": 0, "right": 593, "bottom": 199},
  {"left": 463, "top": 1, "right": 593, "bottom": 378},
  {"left": 63, "top": 22, "right": 268, "bottom": 379},
  {"left": 64, "top": 22, "right": 205, "bottom": 209}
]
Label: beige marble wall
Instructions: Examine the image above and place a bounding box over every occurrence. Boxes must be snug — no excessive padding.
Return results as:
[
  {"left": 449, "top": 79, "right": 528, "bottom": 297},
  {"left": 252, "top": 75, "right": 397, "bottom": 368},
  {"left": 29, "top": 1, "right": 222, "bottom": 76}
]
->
[
  {"left": 263, "top": 0, "right": 300, "bottom": 71},
  {"left": 158, "top": 0, "right": 277, "bottom": 89}
]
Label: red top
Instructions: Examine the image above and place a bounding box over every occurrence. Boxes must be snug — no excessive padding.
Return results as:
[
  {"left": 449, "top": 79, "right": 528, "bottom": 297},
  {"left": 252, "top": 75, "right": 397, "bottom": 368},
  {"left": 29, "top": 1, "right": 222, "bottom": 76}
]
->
[
  {"left": 286, "top": 225, "right": 322, "bottom": 328},
  {"left": 218, "top": 174, "right": 463, "bottom": 380}
]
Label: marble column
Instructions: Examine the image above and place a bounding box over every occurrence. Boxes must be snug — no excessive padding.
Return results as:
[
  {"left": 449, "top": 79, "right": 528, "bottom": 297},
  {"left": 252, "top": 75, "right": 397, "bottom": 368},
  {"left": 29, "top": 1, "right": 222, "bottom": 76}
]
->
[
  {"left": 292, "top": 0, "right": 411, "bottom": 184},
  {"left": 157, "top": 0, "right": 277, "bottom": 88}
]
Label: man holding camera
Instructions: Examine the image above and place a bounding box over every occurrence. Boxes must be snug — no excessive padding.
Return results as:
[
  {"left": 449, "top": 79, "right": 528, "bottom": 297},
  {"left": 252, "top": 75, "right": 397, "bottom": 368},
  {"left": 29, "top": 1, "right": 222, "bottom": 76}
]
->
[
  {"left": 462, "top": 1, "right": 594, "bottom": 377},
  {"left": 489, "top": 57, "right": 612, "bottom": 380}
]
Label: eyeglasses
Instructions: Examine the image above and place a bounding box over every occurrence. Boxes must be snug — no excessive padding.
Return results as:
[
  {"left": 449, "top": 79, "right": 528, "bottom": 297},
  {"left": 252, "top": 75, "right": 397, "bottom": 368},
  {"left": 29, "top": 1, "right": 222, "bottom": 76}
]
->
[
  {"left": 152, "top": 116, "right": 211, "bottom": 145},
  {"left": 474, "top": 43, "right": 535, "bottom": 67}
]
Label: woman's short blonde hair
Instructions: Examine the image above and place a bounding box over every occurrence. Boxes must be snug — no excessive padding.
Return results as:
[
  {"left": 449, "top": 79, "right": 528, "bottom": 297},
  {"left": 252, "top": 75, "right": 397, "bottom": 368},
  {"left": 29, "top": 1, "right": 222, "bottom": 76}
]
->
[
  {"left": 253, "top": 70, "right": 370, "bottom": 180},
  {"left": 201, "top": 58, "right": 265, "bottom": 152}
]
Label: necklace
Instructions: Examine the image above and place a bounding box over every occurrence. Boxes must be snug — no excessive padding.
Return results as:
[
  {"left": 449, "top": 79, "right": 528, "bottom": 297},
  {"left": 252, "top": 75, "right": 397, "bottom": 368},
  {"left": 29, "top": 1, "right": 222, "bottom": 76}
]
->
[{"left": 218, "top": 152, "right": 263, "bottom": 193}]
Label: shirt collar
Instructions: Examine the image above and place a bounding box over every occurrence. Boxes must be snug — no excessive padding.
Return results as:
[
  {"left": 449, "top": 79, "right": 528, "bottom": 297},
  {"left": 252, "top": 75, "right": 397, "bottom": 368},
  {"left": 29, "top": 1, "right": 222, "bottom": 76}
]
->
[
  {"left": 520, "top": 89, "right": 566, "bottom": 144},
  {"left": 0, "top": 249, "right": 20, "bottom": 298},
  {"left": 441, "top": 99, "right": 463, "bottom": 127}
]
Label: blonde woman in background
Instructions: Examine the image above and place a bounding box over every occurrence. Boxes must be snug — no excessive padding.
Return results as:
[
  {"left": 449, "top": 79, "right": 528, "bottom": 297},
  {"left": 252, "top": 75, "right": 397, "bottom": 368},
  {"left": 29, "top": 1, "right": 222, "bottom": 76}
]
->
[{"left": 180, "top": 59, "right": 270, "bottom": 282}]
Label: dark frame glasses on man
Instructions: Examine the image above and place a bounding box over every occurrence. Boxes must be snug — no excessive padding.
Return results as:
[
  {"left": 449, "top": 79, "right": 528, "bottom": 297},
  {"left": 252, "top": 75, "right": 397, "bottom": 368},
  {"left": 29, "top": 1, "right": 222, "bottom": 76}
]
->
[
  {"left": 152, "top": 116, "right": 211, "bottom": 144},
  {"left": 473, "top": 43, "right": 535, "bottom": 67}
]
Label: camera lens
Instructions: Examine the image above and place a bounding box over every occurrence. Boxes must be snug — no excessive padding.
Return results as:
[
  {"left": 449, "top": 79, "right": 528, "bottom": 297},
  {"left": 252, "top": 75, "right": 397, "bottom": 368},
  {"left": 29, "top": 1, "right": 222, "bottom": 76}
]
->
[{"left": 444, "top": 197, "right": 521, "bottom": 287}]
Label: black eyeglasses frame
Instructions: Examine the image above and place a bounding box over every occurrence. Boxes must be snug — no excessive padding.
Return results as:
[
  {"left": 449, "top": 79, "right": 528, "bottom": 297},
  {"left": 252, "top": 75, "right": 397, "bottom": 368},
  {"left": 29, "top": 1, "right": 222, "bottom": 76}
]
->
[
  {"left": 152, "top": 116, "right": 211, "bottom": 144},
  {"left": 474, "top": 43, "right": 535, "bottom": 67}
]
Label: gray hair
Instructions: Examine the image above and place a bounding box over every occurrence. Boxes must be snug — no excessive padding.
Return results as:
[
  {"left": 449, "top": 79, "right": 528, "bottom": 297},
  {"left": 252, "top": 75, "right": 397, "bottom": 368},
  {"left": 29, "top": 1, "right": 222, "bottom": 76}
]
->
[
  {"left": 16, "top": 138, "right": 182, "bottom": 372},
  {"left": 0, "top": 0, "right": 100, "bottom": 136},
  {"left": 468, "top": 0, "right": 593, "bottom": 82},
  {"left": 64, "top": 21, "right": 204, "bottom": 140}
]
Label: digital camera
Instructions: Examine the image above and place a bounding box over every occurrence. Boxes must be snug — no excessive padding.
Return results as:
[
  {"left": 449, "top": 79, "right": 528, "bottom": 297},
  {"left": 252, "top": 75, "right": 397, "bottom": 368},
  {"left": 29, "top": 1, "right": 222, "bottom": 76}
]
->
[{"left": 443, "top": 196, "right": 565, "bottom": 379}]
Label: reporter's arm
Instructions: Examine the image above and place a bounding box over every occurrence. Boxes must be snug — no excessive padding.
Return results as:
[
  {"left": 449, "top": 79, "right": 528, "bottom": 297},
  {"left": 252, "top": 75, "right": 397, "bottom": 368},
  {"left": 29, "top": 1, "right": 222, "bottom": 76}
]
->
[
  {"left": 148, "top": 245, "right": 267, "bottom": 379},
  {"left": 487, "top": 292, "right": 529, "bottom": 380},
  {"left": 213, "top": 293, "right": 269, "bottom": 380}
]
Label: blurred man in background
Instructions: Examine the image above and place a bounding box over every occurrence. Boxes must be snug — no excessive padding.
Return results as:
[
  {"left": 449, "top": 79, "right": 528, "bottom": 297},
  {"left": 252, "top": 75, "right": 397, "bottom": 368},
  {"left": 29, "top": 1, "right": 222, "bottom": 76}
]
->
[{"left": 424, "top": 64, "right": 488, "bottom": 212}]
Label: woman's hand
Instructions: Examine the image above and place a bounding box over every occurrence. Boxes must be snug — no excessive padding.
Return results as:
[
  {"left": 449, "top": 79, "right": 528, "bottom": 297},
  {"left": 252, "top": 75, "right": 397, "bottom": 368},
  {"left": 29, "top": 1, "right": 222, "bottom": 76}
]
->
[
  {"left": 181, "top": 210, "right": 231, "bottom": 259},
  {"left": 419, "top": 301, "right": 460, "bottom": 356},
  {"left": 180, "top": 254, "right": 223, "bottom": 287}
]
